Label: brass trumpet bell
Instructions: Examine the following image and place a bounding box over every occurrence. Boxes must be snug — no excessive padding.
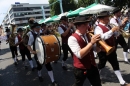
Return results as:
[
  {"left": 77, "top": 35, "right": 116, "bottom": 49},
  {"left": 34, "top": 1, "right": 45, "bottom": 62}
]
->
[
  {"left": 99, "top": 40, "right": 115, "bottom": 55},
  {"left": 89, "top": 33, "right": 115, "bottom": 55}
]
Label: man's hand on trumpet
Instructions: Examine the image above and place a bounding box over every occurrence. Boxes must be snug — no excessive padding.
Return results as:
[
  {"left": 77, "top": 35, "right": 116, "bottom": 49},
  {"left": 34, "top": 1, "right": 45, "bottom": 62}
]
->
[
  {"left": 122, "top": 17, "right": 128, "bottom": 25},
  {"left": 111, "top": 26, "right": 120, "bottom": 32},
  {"left": 90, "top": 34, "right": 101, "bottom": 45}
]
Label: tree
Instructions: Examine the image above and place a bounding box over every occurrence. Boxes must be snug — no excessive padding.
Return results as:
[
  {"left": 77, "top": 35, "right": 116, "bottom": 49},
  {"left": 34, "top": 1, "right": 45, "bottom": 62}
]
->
[
  {"left": 103, "top": 0, "right": 128, "bottom": 9},
  {"left": 49, "top": 0, "right": 77, "bottom": 16},
  {"left": 77, "top": 0, "right": 95, "bottom": 7}
]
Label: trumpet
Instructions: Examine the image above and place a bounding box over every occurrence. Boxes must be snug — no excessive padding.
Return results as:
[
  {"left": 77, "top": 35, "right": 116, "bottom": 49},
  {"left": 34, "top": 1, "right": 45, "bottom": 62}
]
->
[
  {"left": 110, "top": 24, "right": 130, "bottom": 38},
  {"left": 88, "top": 33, "right": 115, "bottom": 55}
]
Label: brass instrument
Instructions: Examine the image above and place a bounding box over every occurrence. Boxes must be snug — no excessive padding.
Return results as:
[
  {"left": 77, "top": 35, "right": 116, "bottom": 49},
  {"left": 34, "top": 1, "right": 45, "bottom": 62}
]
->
[
  {"left": 88, "top": 33, "right": 115, "bottom": 55},
  {"left": 8, "top": 24, "right": 17, "bottom": 46},
  {"left": 22, "top": 27, "right": 31, "bottom": 46},
  {"left": 110, "top": 24, "right": 130, "bottom": 38}
]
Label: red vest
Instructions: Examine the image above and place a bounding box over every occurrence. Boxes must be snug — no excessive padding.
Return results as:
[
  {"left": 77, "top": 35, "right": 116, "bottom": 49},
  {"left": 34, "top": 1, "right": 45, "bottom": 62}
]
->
[
  {"left": 98, "top": 24, "right": 115, "bottom": 47},
  {"left": 72, "top": 33, "right": 96, "bottom": 69},
  {"left": 17, "top": 35, "right": 25, "bottom": 50},
  {"left": 60, "top": 25, "right": 72, "bottom": 44}
]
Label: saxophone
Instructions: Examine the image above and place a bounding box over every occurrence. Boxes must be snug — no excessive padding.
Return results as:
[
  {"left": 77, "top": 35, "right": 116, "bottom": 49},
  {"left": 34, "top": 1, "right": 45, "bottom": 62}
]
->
[{"left": 8, "top": 24, "right": 17, "bottom": 46}]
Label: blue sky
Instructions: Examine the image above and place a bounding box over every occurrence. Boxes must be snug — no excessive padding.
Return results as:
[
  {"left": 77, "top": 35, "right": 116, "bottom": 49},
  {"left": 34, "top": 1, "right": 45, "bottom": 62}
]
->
[{"left": 0, "top": 0, "right": 49, "bottom": 24}]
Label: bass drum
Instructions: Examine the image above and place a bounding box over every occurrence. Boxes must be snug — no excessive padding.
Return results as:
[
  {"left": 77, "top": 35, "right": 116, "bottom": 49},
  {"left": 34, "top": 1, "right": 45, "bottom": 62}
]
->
[{"left": 35, "top": 35, "right": 61, "bottom": 64}]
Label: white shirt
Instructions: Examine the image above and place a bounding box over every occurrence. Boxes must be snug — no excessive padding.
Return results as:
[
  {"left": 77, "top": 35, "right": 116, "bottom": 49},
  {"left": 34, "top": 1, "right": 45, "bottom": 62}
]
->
[
  {"left": 28, "top": 31, "right": 38, "bottom": 46},
  {"left": 58, "top": 24, "right": 67, "bottom": 35},
  {"left": 110, "top": 16, "right": 122, "bottom": 26},
  {"left": 58, "top": 24, "right": 73, "bottom": 35},
  {"left": 94, "top": 22, "right": 118, "bottom": 40},
  {"left": 110, "top": 16, "right": 122, "bottom": 36},
  {"left": 40, "top": 29, "right": 43, "bottom": 34},
  {"left": 68, "top": 31, "right": 88, "bottom": 59},
  {"left": 15, "top": 36, "right": 18, "bottom": 44}
]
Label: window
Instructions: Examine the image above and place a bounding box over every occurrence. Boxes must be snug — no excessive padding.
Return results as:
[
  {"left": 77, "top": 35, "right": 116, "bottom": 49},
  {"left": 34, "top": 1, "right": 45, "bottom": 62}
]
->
[
  {"left": 36, "top": 16, "right": 43, "bottom": 19},
  {"left": 9, "top": 8, "right": 13, "bottom": 14},
  {"left": 45, "top": 11, "right": 50, "bottom": 14}
]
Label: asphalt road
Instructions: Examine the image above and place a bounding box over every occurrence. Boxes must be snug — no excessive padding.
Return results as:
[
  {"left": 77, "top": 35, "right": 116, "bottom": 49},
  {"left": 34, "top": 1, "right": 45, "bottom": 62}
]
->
[{"left": 0, "top": 37, "right": 130, "bottom": 86}]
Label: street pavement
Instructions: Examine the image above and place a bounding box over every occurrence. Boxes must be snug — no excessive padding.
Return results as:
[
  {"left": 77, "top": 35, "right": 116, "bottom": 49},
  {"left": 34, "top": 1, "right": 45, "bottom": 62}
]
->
[{"left": 0, "top": 37, "right": 130, "bottom": 86}]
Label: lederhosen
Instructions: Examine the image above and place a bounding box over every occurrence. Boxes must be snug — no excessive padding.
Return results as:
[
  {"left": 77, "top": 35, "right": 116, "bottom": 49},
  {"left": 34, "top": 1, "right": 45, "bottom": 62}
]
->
[
  {"left": 97, "top": 24, "right": 119, "bottom": 70},
  {"left": 72, "top": 33, "right": 101, "bottom": 86},
  {"left": 32, "top": 31, "right": 52, "bottom": 71},
  {"left": 17, "top": 35, "right": 32, "bottom": 61},
  {"left": 114, "top": 18, "right": 128, "bottom": 52},
  {"left": 60, "top": 25, "right": 73, "bottom": 61}
]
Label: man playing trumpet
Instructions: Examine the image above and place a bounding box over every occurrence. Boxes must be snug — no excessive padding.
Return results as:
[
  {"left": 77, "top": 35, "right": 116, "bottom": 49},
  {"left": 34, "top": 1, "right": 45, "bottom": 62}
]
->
[
  {"left": 110, "top": 7, "right": 129, "bottom": 64},
  {"left": 94, "top": 11, "right": 130, "bottom": 86},
  {"left": 68, "top": 15, "right": 102, "bottom": 86}
]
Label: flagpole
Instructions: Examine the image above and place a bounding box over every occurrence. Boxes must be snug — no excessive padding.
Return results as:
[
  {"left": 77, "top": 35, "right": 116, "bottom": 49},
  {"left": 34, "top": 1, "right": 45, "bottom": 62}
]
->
[
  {"left": 59, "top": 0, "right": 63, "bottom": 13},
  {"left": 41, "top": 6, "right": 46, "bottom": 19}
]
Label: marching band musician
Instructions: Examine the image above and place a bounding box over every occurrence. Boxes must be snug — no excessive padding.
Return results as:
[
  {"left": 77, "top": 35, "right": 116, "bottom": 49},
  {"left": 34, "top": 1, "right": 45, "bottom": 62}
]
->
[
  {"left": 27, "top": 22, "right": 59, "bottom": 86},
  {"left": 6, "top": 25, "right": 19, "bottom": 66},
  {"left": 110, "top": 8, "right": 130, "bottom": 64},
  {"left": 15, "top": 28, "right": 35, "bottom": 70},
  {"left": 94, "top": 11, "right": 130, "bottom": 86},
  {"left": 58, "top": 16, "right": 74, "bottom": 70},
  {"left": 40, "top": 23, "right": 51, "bottom": 35},
  {"left": 68, "top": 15, "right": 102, "bottom": 86}
]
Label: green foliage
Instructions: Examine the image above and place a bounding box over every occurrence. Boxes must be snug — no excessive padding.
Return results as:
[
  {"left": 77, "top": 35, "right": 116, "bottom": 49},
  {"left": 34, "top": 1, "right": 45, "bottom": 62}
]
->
[
  {"left": 77, "top": 0, "right": 95, "bottom": 7},
  {"left": 103, "top": 0, "right": 129, "bottom": 9},
  {"left": 49, "top": 0, "right": 77, "bottom": 16}
]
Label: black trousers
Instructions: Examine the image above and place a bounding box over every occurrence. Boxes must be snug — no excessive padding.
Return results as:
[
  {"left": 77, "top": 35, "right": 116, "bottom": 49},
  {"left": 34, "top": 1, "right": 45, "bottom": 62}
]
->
[
  {"left": 72, "top": 65, "right": 102, "bottom": 86},
  {"left": 62, "top": 43, "right": 73, "bottom": 61},
  {"left": 128, "top": 37, "right": 130, "bottom": 49},
  {"left": 19, "top": 47, "right": 32, "bottom": 61},
  {"left": 115, "top": 34, "right": 128, "bottom": 52},
  {"left": 34, "top": 55, "right": 52, "bottom": 71},
  {"left": 10, "top": 46, "right": 17, "bottom": 58},
  {"left": 97, "top": 51, "right": 119, "bottom": 70}
]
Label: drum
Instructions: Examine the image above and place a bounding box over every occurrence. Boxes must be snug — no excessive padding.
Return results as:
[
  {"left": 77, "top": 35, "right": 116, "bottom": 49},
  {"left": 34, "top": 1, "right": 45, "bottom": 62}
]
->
[{"left": 35, "top": 35, "right": 61, "bottom": 64}]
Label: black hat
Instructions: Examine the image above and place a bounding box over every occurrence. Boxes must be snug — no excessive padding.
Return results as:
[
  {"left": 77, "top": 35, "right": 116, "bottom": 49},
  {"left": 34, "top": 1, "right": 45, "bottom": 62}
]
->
[
  {"left": 84, "top": 14, "right": 93, "bottom": 17},
  {"left": 31, "top": 22, "right": 41, "bottom": 29},
  {"left": 17, "top": 28, "right": 23, "bottom": 32},
  {"left": 60, "top": 16, "right": 68, "bottom": 21},
  {"left": 41, "top": 23, "right": 46, "bottom": 27},
  {"left": 5, "top": 28, "right": 10, "bottom": 32},
  {"left": 112, "top": 8, "right": 121, "bottom": 14},
  {"left": 73, "top": 15, "right": 90, "bottom": 25},
  {"left": 97, "top": 11, "right": 110, "bottom": 18}
]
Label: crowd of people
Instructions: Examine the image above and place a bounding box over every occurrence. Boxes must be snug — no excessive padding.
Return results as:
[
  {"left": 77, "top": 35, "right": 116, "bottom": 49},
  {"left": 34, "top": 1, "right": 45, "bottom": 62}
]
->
[{"left": 0, "top": 7, "right": 130, "bottom": 86}]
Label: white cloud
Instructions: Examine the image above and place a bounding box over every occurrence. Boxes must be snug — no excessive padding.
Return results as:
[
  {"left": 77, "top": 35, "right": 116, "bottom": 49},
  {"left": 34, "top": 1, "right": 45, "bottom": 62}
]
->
[{"left": 0, "top": 0, "right": 49, "bottom": 24}]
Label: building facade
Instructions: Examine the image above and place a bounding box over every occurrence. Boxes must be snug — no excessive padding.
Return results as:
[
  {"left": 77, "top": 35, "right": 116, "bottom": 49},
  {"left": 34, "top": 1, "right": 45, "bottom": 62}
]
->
[{"left": 1, "top": 3, "right": 51, "bottom": 30}]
